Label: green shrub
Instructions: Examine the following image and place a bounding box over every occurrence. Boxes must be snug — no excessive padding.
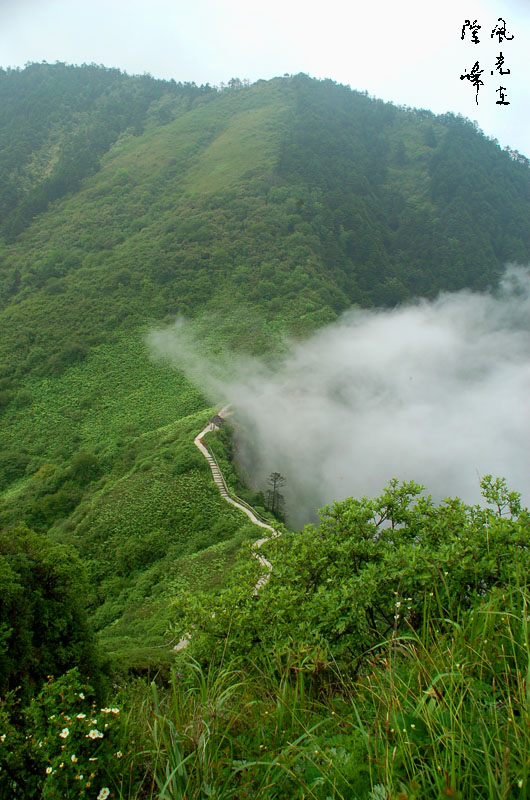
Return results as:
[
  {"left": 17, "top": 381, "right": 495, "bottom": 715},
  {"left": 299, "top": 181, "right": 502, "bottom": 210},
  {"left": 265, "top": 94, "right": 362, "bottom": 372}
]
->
[
  {"left": 171, "top": 477, "right": 530, "bottom": 672},
  {"left": 0, "top": 389, "right": 12, "bottom": 409},
  {"left": 0, "top": 524, "right": 99, "bottom": 699},
  {"left": 68, "top": 452, "right": 101, "bottom": 486},
  {"left": 0, "top": 449, "right": 29, "bottom": 489},
  {"left": 12, "top": 390, "right": 32, "bottom": 409},
  {"left": 116, "top": 529, "right": 169, "bottom": 576},
  {"left": 0, "top": 670, "right": 131, "bottom": 800},
  {"left": 47, "top": 343, "right": 88, "bottom": 376}
]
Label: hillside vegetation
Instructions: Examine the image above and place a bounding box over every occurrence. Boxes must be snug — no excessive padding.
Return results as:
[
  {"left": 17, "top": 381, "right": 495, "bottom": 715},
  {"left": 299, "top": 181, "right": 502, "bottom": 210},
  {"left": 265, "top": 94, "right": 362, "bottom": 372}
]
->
[{"left": 1, "top": 62, "right": 529, "bottom": 798}]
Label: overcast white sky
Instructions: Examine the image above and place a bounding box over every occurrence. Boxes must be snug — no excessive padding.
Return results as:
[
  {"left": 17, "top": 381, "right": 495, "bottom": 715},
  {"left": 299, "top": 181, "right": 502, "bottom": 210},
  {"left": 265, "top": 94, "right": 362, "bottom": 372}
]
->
[{"left": 1, "top": 0, "right": 529, "bottom": 155}]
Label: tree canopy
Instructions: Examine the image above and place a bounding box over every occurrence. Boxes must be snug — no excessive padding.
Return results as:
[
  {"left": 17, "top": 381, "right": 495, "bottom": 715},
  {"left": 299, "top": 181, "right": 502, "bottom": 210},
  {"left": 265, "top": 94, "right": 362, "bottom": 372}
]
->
[
  {"left": 172, "top": 476, "right": 530, "bottom": 670},
  {"left": 0, "top": 523, "right": 99, "bottom": 699}
]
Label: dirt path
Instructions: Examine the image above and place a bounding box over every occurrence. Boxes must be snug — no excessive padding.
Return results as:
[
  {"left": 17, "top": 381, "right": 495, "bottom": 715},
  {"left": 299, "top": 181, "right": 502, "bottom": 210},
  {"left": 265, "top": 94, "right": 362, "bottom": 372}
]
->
[{"left": 174, "top": 407, "right": 279, "bottom": 651}]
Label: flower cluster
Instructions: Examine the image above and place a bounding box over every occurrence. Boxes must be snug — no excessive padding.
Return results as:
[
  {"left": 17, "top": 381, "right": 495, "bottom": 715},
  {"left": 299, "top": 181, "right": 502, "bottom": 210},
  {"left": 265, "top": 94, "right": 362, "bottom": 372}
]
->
[
  {"left": 393, "top": 592, "right": 413, "bottom": 621},
  {"left": 11, "top": 669, "right": 129, "bottom": 800}
]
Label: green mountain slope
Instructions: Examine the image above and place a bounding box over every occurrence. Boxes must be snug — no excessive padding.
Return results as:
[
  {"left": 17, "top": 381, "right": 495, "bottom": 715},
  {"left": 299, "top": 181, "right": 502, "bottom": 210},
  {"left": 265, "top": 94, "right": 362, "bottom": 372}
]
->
[
  {"left": 0, "top": 62, "right": 215, "bottom": 238},
  {"left": 1, "top": 63, "right": 529, "bottom": 666}
]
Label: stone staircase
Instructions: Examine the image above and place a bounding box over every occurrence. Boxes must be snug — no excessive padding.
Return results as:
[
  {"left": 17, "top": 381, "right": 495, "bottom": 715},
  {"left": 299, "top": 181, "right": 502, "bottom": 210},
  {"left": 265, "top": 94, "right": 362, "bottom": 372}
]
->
[
  {"left": 174, "top": 409, "right": 280, "bottom": 652},
  {"left": 205, "top": 451, "right": 229, "bottom": 499}
]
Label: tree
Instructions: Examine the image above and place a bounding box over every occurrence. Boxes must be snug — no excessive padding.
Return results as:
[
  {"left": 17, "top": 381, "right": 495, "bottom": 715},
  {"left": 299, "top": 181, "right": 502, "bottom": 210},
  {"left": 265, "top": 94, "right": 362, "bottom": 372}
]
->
[
  {"left": 171, "top": 477, "right": 530, "bottom": 673},
  {"left": 0, "top": 523, "right": 99, "bottom": 700},
  {"left": 265, "top": 472, "right": 285, "bottom": 518}
]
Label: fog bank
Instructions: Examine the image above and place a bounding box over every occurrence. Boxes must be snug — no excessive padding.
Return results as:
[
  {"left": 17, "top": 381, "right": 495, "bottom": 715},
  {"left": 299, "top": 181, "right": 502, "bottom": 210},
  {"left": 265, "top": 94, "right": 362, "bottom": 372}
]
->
[{"left": 148, "top": 266, "right": 530, "bottom": 527}]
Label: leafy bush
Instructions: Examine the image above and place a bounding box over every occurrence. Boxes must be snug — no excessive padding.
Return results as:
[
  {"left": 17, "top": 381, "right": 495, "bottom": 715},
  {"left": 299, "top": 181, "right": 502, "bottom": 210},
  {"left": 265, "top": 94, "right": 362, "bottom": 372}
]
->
[
  {"left": 116, "top": 529, "right": 169, "bottom": 576},
  {"left": 47, "top": 343, "right": 88, "bottom": 376},
  {"left": 30, "top": 483, "right": 83, "bottom": 525},
  {"left": 0, "top": 389, "right": 12, "bottom": 409},
  {"left": 0, "top": 448, "right": 29, "bottom": 488},
  {"left": 0, "top": 669, "right": 131, "bottom": 799},
  {"left": 68, "top": 452, "right": 102, "bottom": 486},
  {"left": 0, "top": 524, "right": 99, "bottom": 699},
  {"left": 171, "top": 477, "right": 530, "bottom": 671}
]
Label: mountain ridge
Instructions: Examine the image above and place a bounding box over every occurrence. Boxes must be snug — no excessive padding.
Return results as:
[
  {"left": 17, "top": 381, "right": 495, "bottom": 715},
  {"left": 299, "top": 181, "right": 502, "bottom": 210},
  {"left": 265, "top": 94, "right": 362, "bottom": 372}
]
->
[{"left": 0, "top": 61, "right": 529, "bottom": 665}]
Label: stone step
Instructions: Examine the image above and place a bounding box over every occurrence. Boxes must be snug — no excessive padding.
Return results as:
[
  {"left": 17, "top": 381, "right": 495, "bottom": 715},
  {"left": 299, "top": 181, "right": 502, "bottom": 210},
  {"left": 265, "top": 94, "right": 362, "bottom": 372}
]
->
[{"left": 189, "top": 414, "right": 282, "bottom": 647}]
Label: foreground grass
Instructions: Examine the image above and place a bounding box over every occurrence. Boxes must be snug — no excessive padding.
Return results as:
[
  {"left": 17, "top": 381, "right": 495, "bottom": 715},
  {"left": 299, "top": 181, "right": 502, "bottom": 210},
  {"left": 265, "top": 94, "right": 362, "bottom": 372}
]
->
[
  {"left": 3, "top": 576, "right": 530, "bottom": 798},
  {"left": 357, "top": 591, "right": 530, "bottom": 798},
  {"left": 116, "top": 586, "right": 530, "bottom": 799},
  {"left": 3, "top": 447, "right": 528, "bottom": 797}
]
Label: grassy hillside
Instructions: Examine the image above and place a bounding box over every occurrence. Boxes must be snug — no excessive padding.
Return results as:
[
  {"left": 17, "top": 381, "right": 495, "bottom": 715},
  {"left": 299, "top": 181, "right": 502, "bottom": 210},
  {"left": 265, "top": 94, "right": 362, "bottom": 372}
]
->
[
  {"left": 0, "top": 62, "right": 216, "bottom": 238},
  {"left": 0, "top": 333, "right": 263, "bottom": 663},
  {"left": 1, "top": 63, "right": 530, "bottom": 800},
  {"left": 1, "top": 63, "right": 529, "bottom": 667}
]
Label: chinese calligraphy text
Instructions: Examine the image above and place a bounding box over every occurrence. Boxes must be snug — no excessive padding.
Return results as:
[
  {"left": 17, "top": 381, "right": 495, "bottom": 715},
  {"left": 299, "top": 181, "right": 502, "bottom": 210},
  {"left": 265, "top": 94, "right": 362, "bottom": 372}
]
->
[{"left": 460, "top": 17, "right": 514, "bottom": 106}]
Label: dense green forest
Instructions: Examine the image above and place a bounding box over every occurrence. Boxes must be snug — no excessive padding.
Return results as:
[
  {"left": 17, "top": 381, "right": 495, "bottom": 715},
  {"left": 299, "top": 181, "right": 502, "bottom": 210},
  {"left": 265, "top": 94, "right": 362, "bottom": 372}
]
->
[{"left": 1, "top": 62, "right": 529, "bottom": 798}]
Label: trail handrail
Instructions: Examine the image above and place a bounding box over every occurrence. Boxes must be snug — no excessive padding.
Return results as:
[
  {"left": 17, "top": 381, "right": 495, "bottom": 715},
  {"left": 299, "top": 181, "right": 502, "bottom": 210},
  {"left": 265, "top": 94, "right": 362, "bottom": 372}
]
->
[{"left": 206, "top": 440, "right": 273, "bottom": 528}]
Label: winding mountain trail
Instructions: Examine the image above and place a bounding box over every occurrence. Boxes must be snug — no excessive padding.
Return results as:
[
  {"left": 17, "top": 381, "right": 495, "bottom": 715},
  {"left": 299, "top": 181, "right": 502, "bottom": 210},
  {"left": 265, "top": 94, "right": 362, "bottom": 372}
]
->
[{"left": 174, "top": 406, "right": 280, "bottom": 651}]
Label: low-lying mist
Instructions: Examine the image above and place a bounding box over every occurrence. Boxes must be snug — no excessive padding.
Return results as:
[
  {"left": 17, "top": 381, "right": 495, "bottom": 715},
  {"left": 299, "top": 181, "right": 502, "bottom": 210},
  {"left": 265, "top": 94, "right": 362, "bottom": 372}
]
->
[{"left": 148, "top": 266, "right": 530, "bottom": 527}]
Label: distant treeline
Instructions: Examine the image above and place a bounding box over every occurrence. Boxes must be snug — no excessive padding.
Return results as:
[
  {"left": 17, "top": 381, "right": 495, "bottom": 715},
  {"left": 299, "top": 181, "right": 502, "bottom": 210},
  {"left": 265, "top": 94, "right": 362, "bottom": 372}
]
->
[{"left": 0, "top": 62, "right": 216, "bottom": 239}]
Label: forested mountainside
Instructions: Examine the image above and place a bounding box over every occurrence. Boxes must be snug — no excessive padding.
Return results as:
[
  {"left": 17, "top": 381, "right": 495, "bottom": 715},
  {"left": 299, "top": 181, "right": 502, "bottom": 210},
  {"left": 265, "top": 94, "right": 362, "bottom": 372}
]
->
[
  {"left": 1, "top": 60, "right": 529, "bottom": 655},
  {"left": 1, "top": 62, "right": 530, "bottom": 799},
  {"left": 0, "top": 62, "right": 215, "bottom": 240},
  {"left": 1, "top": 64, "right": 529, "bottom": 325}
]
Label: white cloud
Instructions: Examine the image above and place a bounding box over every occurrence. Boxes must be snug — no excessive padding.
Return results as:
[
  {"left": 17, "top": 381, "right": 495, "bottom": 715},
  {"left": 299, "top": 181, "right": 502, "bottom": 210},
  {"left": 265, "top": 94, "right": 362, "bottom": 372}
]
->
[{"left": 149, "top": 266, "right": 530, "bottom": 526}]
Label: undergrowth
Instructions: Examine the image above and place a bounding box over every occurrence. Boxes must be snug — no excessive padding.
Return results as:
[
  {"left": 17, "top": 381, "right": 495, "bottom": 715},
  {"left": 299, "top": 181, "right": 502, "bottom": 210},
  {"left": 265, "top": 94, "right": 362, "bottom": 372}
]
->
[{"left": 120, "top": 584, "right": 530, "bottom": 799}]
